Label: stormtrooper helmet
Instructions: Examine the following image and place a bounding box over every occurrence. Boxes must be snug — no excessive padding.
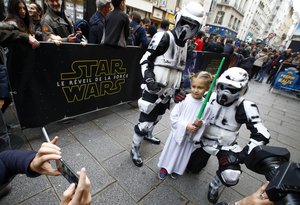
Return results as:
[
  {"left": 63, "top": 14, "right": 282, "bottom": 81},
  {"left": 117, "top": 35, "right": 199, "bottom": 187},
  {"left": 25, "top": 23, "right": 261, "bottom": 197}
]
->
[
  {"left": 174, "top": 1, "right": 204, "bottom": 43},
  {"left": 216, "top": 67, "right": 249, "bottom": 106}
]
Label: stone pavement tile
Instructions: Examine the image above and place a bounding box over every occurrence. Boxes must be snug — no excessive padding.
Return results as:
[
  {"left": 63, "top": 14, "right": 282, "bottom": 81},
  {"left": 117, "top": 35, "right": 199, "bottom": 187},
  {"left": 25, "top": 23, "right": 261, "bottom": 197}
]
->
[
  {"left": 110, "top": 103, "right": 140, "bottom": 117},
  {"left": 280, "top": 115, "right": 300, "bottom": 127},
  {"left": 139, "top": 183, "right": 188, "bottom": 205},
  {"left": 0, "top": 175, "right": 51, "bottom": 205},
  {"left": 281, "top": 121, "right": 299, "bottom": 133},
  {"left": 277, "top": 134, "right": 300, "bottom": 150},
  {"left": 92, "top": 183, "right": 137, "bottom": 205},
  {"left": 48, "top": 142, "right": 115, "bottom": 196},
  {"left": 93, "top": 113, "right": 128, "bottom": 132},
  {"left": 20, "top": 188, "right": 59, "bottom": 205},
  {"left": 62, "top": 119, "right": 99, "bottom": 134},
  {"left": 154, "top": 129, "right": 170, "bottom": 145},
  {"left": 261, "top": 113, "right": 282, "bottom": 126},
  {"left": 27, "top": 128, "right": 77, "bottom": 151},
  {"left": 231, "top": 172, "right": 264, "bottom": 197},
  {"left": 217, "top": 187, "right": 244, "bottom": 204},
  {"left": 104, "top": 120, "right": 136, "bottom": 150},
  {"left": 122, "top": 111, "right": 140, "bottom": 124},
  {"left": 76, "top": 108, "right": 114, "bottom": 122},
  {"left": 73, "top": 126, "right": 124, "bottom": 162},
  {"left": 264, "top": 121, "right": 298, "bottom": 140},
  {"left": 102, "top": 151, "right": 160, "bottom": 202},
  {"left": 166, "top": 171, "right": 215, "bottom": 205}
]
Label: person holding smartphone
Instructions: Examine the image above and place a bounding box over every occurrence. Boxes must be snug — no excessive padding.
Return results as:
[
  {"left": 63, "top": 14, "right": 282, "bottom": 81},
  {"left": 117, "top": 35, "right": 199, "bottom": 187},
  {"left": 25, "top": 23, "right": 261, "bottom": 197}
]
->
[{"left": 0, "top": 136, "right": 91, "bottom": 205}]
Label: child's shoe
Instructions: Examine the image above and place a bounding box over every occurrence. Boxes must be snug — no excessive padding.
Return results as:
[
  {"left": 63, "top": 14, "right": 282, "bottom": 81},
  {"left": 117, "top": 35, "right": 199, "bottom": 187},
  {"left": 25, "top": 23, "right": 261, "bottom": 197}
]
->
[
  {"left": 158, "top": 168, "right": 168, "bottom": 180},
  {"left": 170, "top": 173, "right": 179, "bottom": 179}
]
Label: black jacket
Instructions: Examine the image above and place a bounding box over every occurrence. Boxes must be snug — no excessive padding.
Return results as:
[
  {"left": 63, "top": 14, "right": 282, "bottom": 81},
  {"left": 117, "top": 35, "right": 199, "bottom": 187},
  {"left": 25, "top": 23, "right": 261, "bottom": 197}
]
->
[{"left": 104, "top": 8, "right": 129, "bottom": 47}]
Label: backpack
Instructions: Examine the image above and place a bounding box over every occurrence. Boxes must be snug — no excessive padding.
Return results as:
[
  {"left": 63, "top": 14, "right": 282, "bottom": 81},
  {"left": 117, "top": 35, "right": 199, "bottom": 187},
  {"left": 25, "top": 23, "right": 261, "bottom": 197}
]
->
[
  {"left": 127, "top": 25, "right": 141, "bottom": 46},
  {"left": 74, "top": 19, "right": 90, "bottom": 41}
]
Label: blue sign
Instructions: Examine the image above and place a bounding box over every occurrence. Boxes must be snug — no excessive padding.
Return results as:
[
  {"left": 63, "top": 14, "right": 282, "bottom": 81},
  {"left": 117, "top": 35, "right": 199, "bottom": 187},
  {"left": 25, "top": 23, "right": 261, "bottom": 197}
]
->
[{"left": 273, "top": 67, "right": 300, "bottom": 92}]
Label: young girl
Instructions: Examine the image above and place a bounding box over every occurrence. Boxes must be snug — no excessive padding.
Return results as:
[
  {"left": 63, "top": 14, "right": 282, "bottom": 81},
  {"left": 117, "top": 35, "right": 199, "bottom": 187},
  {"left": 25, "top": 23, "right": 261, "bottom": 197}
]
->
[{"left": 158, "top": 71, "right": 213, "bottom": 180}]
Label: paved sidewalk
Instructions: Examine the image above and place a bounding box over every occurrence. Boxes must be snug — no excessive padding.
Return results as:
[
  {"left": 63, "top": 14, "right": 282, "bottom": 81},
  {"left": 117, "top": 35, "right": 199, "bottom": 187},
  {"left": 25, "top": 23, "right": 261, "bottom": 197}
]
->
[{"left": 1, "top": 80, "right": 299, "bottom": 205}]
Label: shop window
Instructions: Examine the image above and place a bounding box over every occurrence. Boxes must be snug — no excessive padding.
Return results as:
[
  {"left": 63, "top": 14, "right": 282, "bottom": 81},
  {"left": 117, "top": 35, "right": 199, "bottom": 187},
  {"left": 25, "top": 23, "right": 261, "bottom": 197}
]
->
[{"left": 214, "top": 11, "right": 224, "bottom": 24}]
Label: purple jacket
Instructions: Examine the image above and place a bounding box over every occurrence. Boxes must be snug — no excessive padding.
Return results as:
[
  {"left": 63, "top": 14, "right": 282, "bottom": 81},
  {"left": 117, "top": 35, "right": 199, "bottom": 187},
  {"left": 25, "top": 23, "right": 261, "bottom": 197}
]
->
[{"left": 0, "top": 150, "right": 39, "bottom": 186}]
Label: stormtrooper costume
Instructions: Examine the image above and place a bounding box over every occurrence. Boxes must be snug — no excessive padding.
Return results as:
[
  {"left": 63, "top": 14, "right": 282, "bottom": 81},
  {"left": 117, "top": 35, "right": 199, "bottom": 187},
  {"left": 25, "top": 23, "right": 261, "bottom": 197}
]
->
[
  {"left": 187, "top": 67, "right": 271, "bottom": 203},
  {"left": 131, "top": 2, "right": 205, "bottom": 167}
]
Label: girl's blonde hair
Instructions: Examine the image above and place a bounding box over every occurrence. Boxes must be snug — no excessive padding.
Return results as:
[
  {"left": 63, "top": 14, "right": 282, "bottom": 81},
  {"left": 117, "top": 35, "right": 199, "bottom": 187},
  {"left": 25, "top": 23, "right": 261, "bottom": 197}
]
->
[{"left": 190, "top": 71, "right": 213, "bottom": 86}]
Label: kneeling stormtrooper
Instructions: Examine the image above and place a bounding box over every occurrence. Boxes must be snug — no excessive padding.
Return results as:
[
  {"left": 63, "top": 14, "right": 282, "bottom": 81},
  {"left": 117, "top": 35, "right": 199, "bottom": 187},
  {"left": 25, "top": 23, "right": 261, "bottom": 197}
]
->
[
  {"left": 131, "top": 2, "right": 205, "bottom": 167},
  {"left": 187, "top": 67, "right": 271, "bottom": 203}
]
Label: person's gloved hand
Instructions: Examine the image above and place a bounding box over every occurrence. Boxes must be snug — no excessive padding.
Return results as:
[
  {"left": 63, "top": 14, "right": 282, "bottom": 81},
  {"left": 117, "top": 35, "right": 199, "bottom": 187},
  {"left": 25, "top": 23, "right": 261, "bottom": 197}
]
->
[
  {"left": 144, "top": 69, "right": 164, "bottom": 94},
  {"left": 174, "top": 89, "right": 186, "bottom": 103},
  {"left": 237, "top": 145, "right": 249, "bottom": 164}
]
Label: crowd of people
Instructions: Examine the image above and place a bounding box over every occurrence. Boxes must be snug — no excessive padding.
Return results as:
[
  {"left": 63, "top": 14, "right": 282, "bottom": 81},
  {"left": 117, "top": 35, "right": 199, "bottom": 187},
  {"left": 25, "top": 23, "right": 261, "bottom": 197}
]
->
[
  {"left": 0, "top": 0, "right": 297, "bottom": 204},
  {"left": 188, "top": 33, "right": 300, "bottom": 84}
]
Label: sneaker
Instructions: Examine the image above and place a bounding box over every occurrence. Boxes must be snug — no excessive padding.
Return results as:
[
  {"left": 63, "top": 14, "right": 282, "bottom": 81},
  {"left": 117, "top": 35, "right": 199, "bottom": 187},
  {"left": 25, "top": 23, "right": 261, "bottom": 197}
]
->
[
  {"left": 170, "top": 173, "right": 179, "bottom": 179},
  {"left": 158, "top": 168, "right": 168, "bottom": 180},
  {"left": 207, "top": 183, "right": 219, "bottom": 204}
]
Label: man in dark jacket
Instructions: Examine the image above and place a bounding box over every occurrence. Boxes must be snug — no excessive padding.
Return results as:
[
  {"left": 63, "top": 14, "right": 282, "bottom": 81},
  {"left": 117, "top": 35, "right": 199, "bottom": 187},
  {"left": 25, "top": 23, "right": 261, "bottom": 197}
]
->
[
  {"left": 89, "top": 0, "right": 111, "bottom": 44},
  {"left": 104, "top": 0, "right": 129, "bottom": 47},
  {"left": 0, "top": 137, "right": 91, "bottom": 205},
  {"left": 0, "top": 22, "right": 40, "bottom": 152},
  {"left": 128, "top": 11, "right": 148, "bottom": 48},
  {"left": 41, "top": 0, "right": 78, "bottom": 43}
]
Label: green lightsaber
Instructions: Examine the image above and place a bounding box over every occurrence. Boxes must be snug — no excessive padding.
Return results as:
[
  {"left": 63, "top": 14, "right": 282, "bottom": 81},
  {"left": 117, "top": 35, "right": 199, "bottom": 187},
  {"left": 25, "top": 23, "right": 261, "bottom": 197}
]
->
[{"left": 196, "top": 57, "right": 225, "bottom": 122}]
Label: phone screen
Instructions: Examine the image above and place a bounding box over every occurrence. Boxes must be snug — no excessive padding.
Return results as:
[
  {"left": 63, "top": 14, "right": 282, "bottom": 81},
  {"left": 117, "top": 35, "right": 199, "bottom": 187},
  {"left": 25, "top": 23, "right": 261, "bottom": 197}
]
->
[{"left": 56, "top": 159, "right": 79, "bottom": 185}]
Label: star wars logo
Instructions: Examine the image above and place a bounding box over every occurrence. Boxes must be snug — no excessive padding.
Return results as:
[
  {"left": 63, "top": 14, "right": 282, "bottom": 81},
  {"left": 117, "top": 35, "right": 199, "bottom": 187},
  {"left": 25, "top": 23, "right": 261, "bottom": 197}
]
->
[{"left": 56, "top": 59, "right": 128, "bottom": 103}]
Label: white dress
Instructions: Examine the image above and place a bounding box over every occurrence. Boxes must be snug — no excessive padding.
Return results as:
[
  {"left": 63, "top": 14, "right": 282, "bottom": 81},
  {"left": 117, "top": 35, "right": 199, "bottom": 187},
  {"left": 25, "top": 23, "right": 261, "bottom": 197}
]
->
[{"left": 157, "top": 94, "right": 211, "bottom": 175}]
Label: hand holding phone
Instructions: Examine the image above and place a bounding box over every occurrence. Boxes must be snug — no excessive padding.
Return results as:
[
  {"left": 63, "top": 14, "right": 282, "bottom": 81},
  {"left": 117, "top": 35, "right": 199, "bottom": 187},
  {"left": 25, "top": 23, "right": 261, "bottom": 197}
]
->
[{"left": 56, "top": 159, "right": 79, "bottom": 185}]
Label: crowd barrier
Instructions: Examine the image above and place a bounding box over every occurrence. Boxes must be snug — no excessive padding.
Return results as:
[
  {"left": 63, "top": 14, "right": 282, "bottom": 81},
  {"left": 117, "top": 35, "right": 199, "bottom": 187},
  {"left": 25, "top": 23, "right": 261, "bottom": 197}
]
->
[{"left": 6, "top": 42, "right": 230, "bottom": 128}]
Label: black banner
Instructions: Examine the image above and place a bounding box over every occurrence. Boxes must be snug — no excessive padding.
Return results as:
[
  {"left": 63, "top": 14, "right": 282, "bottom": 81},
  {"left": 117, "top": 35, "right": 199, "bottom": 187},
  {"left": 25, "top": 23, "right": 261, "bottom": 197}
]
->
[{"left": 6, "top": 43, "right": 143, "bottom": 128}]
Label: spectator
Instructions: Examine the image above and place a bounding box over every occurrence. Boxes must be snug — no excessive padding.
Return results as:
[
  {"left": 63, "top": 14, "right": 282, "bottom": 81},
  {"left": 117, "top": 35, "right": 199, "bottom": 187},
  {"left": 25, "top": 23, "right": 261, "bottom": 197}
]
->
[
  {"left": 41, "top": 0, "right": 78, "bottom": 43},
  {"left": 28, "top": 2, "right": 43, "bottom": 32},
  {"left": 28, "top": 2, "right": 43, "bottom": 40},
  {"left": 157, "top": 19, "right": 169, "bottom": 32},
  {"left": 141, "top": 17, "right": 151, "bottom": 32},
  {"left": 238, "top": 51, "right": 256, "bottom": 76},
  {"left": 0, "top": 136, "right": 91, "bottom": 205},
  {"left": 4, "top": 0, "right": 33, "bottom": 35},
  {"left": 89, "top": 0, "right": 111, "bottom": 44},
  {"left": 0, "top": 22, "right": 40, "bottom": 151},
  {"left": 194, "top": 30, "right": 205, "bottom": 51},
  {"left": 204, "top": 35, "right": 224, "bottom": 53},
  {"left": 147, "top": 24, "right": 157, "bottom": 42},
  {"left": 128, "top": 11, "right": 148, "bottom": 48},
  {"left": 255, "top": 53, "right": 273, "bottom": 83},
  {"left": 104, "top": 0, "right": 129, "bottom": 48},
  {"left": 223, "top": 39, "right": 234, "bottom": 55},
  {"left": 251, "top": 48, "right": 268, "bottom": 80}
]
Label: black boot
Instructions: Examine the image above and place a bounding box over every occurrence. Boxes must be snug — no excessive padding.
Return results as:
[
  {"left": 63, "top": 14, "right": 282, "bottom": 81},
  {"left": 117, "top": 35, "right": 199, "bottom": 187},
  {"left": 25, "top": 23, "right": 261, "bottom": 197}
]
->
[
  {"left": 131, "top": 133, "right": 143, "bottom": 167},
  {"left": 144, "top": 132, "right": 160, "bottom": 145},
  {"left": 207, "top": 183, "right": 219, "bottom": 204}
]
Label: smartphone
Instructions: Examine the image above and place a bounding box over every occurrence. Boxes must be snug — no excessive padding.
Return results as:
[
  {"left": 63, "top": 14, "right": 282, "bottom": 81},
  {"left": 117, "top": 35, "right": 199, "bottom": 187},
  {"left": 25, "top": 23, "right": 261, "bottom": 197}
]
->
[{"left": 56, "top": 159, "right": 79, "bottom": 185}]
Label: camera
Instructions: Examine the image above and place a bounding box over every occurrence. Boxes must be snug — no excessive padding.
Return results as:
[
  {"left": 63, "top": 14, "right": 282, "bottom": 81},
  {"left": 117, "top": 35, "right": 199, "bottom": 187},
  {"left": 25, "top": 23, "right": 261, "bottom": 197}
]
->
[{"left": 245, "top": 145, "right": 300, "bottom": 205}]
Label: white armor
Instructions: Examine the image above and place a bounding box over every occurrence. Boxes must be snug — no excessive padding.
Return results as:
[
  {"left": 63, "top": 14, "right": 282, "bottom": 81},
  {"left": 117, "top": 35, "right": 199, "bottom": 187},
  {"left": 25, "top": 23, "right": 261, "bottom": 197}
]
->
[
  {"left": 131, "top": 1, "right": 205, "bottom": 167},
  {"left": 188, "top": 67, "right": 271, "bottom": 203}
]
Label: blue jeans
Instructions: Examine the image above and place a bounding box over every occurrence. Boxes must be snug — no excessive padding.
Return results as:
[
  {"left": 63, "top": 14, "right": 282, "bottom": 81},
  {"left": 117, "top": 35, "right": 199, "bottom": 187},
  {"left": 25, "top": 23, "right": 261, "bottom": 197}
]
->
[{"left": 256, "top": 67, "right": 267, "bottom": 82}]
